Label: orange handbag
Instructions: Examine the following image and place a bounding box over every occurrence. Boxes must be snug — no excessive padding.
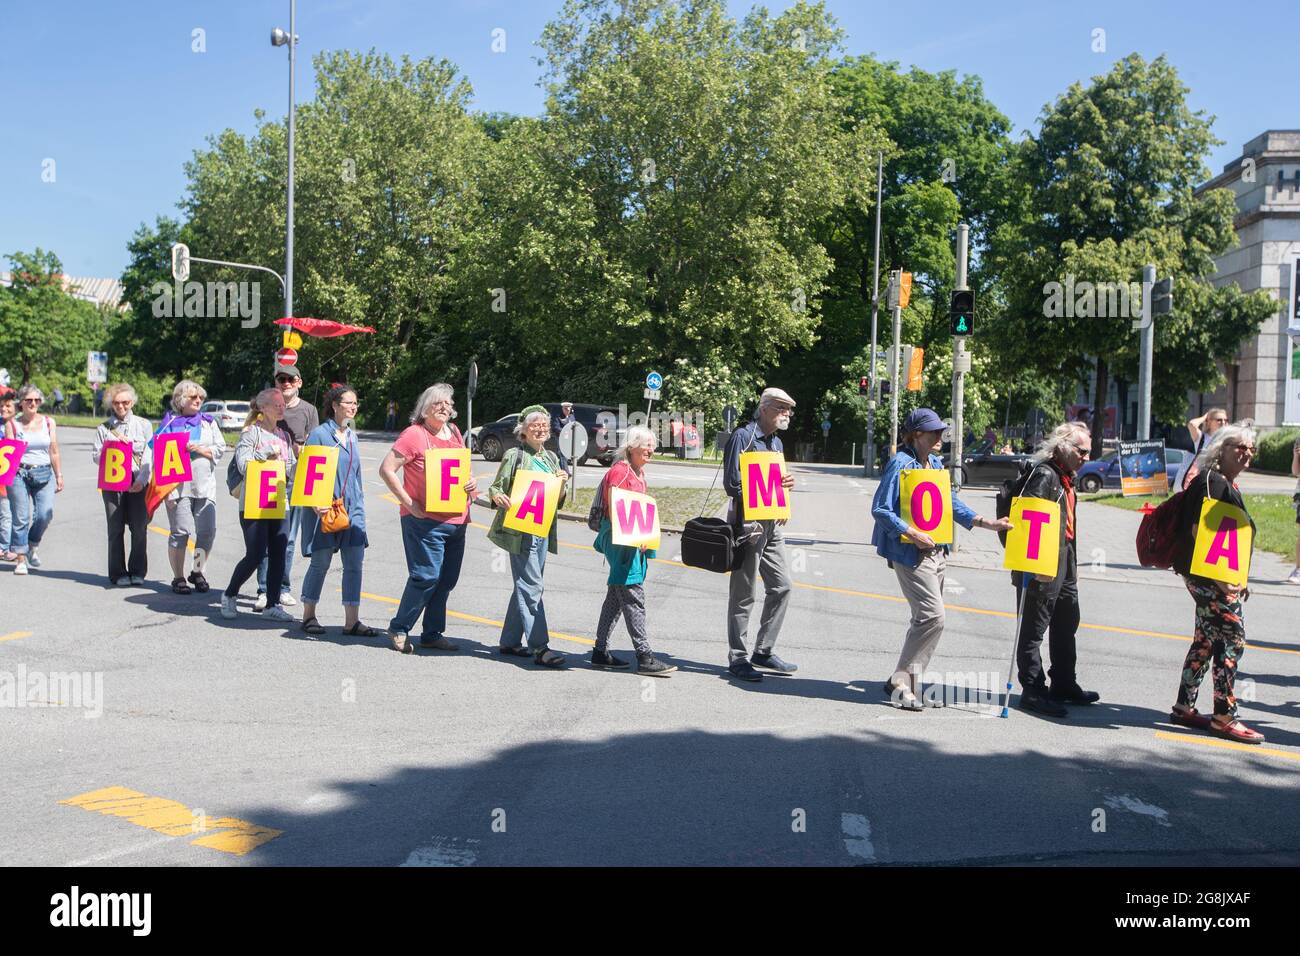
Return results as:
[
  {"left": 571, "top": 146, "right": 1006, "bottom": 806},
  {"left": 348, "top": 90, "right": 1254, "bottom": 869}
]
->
[{"left": 320, "top": 497, "right": 350, "bottom": 533}]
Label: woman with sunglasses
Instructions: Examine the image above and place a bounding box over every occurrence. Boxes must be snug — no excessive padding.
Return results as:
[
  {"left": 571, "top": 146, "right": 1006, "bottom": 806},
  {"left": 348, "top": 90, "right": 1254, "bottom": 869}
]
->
[
  {"left": 379, "top": 383, "right": 478, "bottom": 653},
  {"left": 157, "top": 379, "right": 224, "bottom": 594},
  {"left": 4, "top": 385, "right": 64, "bottom": 576},
  {"left": 1169, "top": 424, "right": 1264, "bottom": 743},
  {"left": 90, "top": 382, "right": 153, "bottom": 585},
  {"left": 0, "top": 390, "right": 17, "bottom": 562},
  {"left": 299, "top": 383, "right": 379, "bottom": 638}
]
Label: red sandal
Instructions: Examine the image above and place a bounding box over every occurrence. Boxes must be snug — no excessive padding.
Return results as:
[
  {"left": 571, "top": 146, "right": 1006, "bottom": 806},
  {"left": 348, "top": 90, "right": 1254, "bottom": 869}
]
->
[
  {"left": 1170, "top": 707, "right": 1212, "bottom": 730},
  {"left": 1208, "top": 718, "right": 1265, "bottom": 744}
]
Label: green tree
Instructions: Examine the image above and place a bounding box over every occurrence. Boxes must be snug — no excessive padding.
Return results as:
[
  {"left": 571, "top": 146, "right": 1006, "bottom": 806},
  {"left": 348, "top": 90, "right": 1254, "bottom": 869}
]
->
[
  {"left": 988, "top": 54, "right": 1276, "bottom": 451},
  {"left": 0, "top": 249, "right": 103, "bottom": 386}
]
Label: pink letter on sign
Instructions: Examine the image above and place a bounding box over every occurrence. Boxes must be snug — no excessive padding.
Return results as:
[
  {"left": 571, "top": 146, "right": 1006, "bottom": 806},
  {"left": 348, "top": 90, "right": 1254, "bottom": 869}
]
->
[
  {"left": 1022, "top": 509, "right": 1051, "bottom": 560},
  {"left": 304, "top": 456, "right": 327, "bottom": 498},
  {"left": 1204, "top": 517, "right": 1239, "bottom": 570},
  {"left": 910, "top": 482, "right": 942, "bottom": 532},
  {"left": 615, "top": 498, "right": 656, "bottom": 536},
  {"left": 748, "top": 463, "right": 786, "bottom": 508},
  {"left": 439, "top": 457, "right": 460, "bottom": 502},
  {"left": 258, "top": 468, "right": 278, "bottom": 509},
  {"left": 513, "top": 480, "right": 545, "bottom": 524}
]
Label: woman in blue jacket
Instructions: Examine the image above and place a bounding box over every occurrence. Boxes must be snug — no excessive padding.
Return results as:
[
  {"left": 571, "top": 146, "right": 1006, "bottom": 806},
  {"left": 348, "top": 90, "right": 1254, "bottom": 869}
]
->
[{"left": 870, "top": 408, "right": 1011, "bottom": 710}]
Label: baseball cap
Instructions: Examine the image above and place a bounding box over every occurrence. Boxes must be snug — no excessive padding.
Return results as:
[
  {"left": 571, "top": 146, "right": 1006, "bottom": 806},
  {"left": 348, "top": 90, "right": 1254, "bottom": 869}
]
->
[
  {"left": 902, "top": 407, "right": 946, "bottom": 434},
  {"left": 275, "top": 365, "right": 301, "bottom": 380}
]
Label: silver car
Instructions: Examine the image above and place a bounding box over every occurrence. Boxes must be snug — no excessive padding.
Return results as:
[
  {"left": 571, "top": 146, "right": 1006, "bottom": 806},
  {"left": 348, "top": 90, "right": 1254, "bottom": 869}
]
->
[{"left": 200, "top": 400, "right": 250, "bottom": 430}]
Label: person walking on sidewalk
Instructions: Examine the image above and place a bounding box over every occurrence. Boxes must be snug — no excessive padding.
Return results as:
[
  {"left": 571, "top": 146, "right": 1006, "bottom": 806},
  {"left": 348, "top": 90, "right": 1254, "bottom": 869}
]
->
[
  {"left": 488, "top": 405, "right": 568, "bottom": 667},
  {"left": 255, "top": 365, "right": 318, "bottom": 611},
  {"left": 589, "top": 426, "right": 676, "bottom": 677},
  {"left": 871, "top": 408, "right": 1011, "bottom": 710},
  {"left": 1012, "top": 421, "right": 1100, "bottom": 718},
  {"left": 1169, "top": 424, "right": 1264, "bottom": 743},
  {"left": 90, "top": 383, "right": 153, "bottom": 586},
  {"left": 721, "top": 387, "right": 798, "bottom": 682}
]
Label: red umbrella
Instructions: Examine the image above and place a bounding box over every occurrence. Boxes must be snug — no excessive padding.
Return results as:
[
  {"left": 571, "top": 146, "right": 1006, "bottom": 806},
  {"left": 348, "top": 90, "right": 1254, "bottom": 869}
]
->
[{"left": 275, "top": 316, "right": 376, "bottom": 337}]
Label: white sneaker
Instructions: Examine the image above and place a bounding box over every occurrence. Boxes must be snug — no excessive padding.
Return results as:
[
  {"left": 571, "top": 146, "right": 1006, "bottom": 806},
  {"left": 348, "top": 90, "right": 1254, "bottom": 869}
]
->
[
  {"left": 254, "top": 592, "right": 268, "bottom": 612},
  {"left": 115, "top": 575, "right": 132, "bottom": 587},
  {"left": 129, "top": 575, "right": 144, "bottom": 586},
  {"left": 27, "top": 548, "right": 40, "bottom": 568},
  {"left": 262, "top": 605, "right": 294, "bottom": 622},
  {"left": 1287, "top": 569, "right": 1300, "bottom": 585},
  {"left": 220, "top": 594, "right": 238, "bottom": 619},
  {"left": 279, "top": 593, "right": 298, "bottom": 607},
  {"left": 14, "top": 562, "right": 28, "bottom": 576}
]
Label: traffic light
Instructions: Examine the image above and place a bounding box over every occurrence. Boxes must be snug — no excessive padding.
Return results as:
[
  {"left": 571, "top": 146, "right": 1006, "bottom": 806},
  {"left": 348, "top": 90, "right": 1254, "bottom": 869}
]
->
[
  {"left": 880, "top": 379, "right": 891, "bottom": 397},
  {"left": 858, "top": 376, "right": 869, "bottom": 396},
  {"left": 950, "top": 289, "right": 974, "bottom": 336},
  {"left": 1152, "top": 276, "right": 1173, "bottom": 315}
]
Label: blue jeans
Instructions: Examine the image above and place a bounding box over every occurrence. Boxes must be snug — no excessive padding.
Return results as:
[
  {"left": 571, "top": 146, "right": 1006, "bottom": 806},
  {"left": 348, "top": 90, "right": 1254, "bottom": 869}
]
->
[
  {"left": 257, "top": 505, "right": 302, "bottom": 594},
  {"left": 9, "top": 465, "right": 55, "bottom": 554},
  {"left": 501, "top": 533, "right": 550, "bottom": 651},
  {"left": 0, "top": 492, "right": 12, "bottom": 552},
  {"left": 301, "top": 544, "right": 365, "bottom": 606},
  {"left": 389, "top": 516, "right": 466, "bottom": 637}
]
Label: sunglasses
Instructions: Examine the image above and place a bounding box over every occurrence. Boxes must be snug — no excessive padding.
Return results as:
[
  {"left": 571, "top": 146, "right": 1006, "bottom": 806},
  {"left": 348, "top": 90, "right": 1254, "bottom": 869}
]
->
[
  {"left": 21, "top": 398, "right": 41, "bottom": 405},
  {"left": 275, "top": 377, "right": 296, "bottom": 384}
]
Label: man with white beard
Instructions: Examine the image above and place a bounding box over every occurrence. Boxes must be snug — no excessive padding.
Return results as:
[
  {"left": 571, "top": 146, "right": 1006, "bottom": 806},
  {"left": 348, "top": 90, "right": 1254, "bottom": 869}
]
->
[{"left": 721, "top": 387, "right": 798, "bottom": 682}]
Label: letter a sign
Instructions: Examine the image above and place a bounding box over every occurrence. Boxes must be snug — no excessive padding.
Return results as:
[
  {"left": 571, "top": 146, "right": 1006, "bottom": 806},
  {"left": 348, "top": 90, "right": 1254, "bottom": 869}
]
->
[
  {"left": 1190, "top": 499, "right": 1252, "bottom": 587},
  {"left": 899, "top": 469, "right": 953, "bottom": 545},
  {"left": 1003, "top": 496, "right": 1059, "bottom": 579},
  {"left": 154, "top": 432, "right": 193, "bottom": 484},
  {"left": 739, "top": 451, "right": 790, "bottom": 520},
  {"left": 502, "top": 470, "right": 565, "bottom": 537}
]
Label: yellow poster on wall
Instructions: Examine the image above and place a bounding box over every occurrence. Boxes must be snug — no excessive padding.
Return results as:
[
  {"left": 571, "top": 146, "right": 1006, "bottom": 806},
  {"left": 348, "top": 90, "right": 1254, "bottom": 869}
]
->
[
  {"left": 899, "top": 469, "right": 953, "bottom": 545},
  {"left": 1002, "top": 496, "right": 1060, "bottom": 578},
  {"left": 1190, "top": 499, "right": 1252, "bottom": 587},
  {"left": 739, "top": 451, "right": 790, "bottom": 520},
  {"left": 501, "top": 470, "right": 565, "bottom": 537},
  {"left": 243, "top": 460, "right": 287, "bottom": 519}
]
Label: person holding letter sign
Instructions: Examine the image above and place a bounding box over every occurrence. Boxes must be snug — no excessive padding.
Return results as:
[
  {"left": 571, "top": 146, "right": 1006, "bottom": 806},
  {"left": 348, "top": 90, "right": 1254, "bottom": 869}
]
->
[
  {"left": 156, "top": 380, "right": 224, "bottom": 595},
  {"left": 379, "top": 384, "right": 478, "bottom": 653},
  {"left": 220, "top": 389, "right": 297, "bottom": 622},
  {"left": 91, "top": 383, "right": 154, "bottom": 586},
  {"left": 0, "top": 390, "right": 16, "bottom": 562},
  {"left": 718, "top": 388, "right": 799, "bottom": 682},
  {"left": 1168, "top": 425, "right": 1263, "bottom": 743},
  {"left": 487, "top": 405, "right": 569, "bottom": 667},
  {"left": 6, "top": 385, "right": 64, "bottom": 577},
  {"left": 299, "top": 383, "right": 380, "bottom": 638},
  {"left": 871, "top": 408, "right": 1011, "bottom": 710},
  {"left": 589, "top": 426, "right": 676, "bottom": 676},
  {"left": 1011, "top": 422, "right": 1099, "bottom": 718}
]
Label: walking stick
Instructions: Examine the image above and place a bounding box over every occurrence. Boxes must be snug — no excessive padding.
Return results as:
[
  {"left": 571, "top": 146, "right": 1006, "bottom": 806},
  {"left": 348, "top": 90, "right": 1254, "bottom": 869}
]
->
[{"left": 1000, "top": 576, "right": 1025, "bottom": 718}]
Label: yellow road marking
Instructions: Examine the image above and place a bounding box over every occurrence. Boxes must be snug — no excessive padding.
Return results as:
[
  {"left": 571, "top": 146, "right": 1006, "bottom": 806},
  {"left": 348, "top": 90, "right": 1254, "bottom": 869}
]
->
[
  {"left": 148, "top": 524, "right": 193, "bottom": 552},
  {"left": 61, "top": 786, "right": 283, "bottom": 856},
  {"left": 357, "top": 590, "right": 595, "bottom": 646},
  {"left": 0, "top": 631, "right": 32, "bottom": 643},
  {"left": 1154, "top": 730, "right": 1300, "bottom": 762}
]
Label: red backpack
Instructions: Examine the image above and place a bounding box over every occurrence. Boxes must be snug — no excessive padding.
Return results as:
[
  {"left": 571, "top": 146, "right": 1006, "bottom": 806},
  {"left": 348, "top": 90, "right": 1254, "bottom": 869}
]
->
[{"left": 1135, "top": 492, "right": 1186, "bottom": 569}]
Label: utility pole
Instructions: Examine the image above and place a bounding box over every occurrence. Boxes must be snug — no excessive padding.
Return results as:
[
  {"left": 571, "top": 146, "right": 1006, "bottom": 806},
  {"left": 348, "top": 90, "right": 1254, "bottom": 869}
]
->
[
  {"left": 952, "top": 223, "right": 969, "bottom": 492},
  {"left": 865, "top": 151, "right": 883, "bottom": 476},
  {"left": 1137, "top": 264, "right": 1164, "bottom": 440},
  {"left": 271, "top": 2, "right": 297, "bottom": 318},
  {"left": 888, "top": 269, "right": 902, "bottom": 456}
]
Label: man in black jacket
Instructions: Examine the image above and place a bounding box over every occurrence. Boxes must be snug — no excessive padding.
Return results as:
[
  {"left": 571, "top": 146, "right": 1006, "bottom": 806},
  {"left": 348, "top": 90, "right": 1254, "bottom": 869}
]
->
[{"left": 1012, "top": 421, "right": 1100, "bottom": 717}]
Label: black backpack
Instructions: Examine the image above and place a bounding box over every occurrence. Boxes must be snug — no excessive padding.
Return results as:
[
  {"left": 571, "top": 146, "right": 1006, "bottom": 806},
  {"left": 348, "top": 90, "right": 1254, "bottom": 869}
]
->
[{"left": 995, "top": 461, "right": 1041, "bottom": 546}]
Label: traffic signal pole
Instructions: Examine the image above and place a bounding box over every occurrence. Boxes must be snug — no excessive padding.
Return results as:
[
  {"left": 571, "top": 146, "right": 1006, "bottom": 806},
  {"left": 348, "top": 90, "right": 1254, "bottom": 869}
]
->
[
  {"left": 888, "top": 270, "right": 902, "bottom": 457},
  {"left": 1138, "top": 263, "right": 1155, "bottom": 440},
  {"left": 951, "top": 224, "right": 969, "bottom": 555}
]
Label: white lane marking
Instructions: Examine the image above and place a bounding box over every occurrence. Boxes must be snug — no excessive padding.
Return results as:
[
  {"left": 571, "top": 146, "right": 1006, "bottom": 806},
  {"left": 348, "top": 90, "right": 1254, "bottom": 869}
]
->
[
  {"left": 943, "top": 579, "right": 967, "bottom": 595},
  {"left": 402, "top": 836, "right": 480, "bottom": 866},
  {"left": 64, "top": 834, "right": 176, "bottom": 866},
  {"left": 1103, "top": 794, "right": 1171, "bottom": 828},
  {"left": 841, "top": 812, "right": 875, "bottom": 861}
]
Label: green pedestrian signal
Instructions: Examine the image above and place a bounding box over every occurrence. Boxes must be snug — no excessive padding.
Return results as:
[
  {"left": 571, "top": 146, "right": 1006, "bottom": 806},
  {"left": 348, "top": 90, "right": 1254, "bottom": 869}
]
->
[{"left": 950, "top": 289, "right": 974, "bottom": 337}]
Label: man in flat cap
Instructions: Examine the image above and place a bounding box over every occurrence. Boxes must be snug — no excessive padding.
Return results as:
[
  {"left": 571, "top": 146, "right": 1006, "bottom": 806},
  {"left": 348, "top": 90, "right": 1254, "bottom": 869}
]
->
[{"left": 721, "top": 387, "right": 798, "bottom": 681}]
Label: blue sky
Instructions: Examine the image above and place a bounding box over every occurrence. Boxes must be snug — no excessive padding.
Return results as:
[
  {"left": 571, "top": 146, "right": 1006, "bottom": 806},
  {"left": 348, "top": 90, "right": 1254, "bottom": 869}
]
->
[{"left": 0, "top": 0, "right": 1288, "bottom": 278}]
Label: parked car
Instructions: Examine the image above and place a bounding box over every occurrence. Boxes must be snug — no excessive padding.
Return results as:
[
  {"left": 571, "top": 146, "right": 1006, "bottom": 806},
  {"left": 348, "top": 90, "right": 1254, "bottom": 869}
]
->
[
  {"left": 955, "top": 440, "right": 1033, "bottom": 487},
  {"left": 475, "top": 403, "right": 621, "bottom": 466},
  {"left": 474, "top": 414, "right": 519, "bottom": 462},
  {"left": 200, "top": 400, "right": 250, "bottom": 430},
  {"left": 1077, "top": 446, "right": 1189, "bottom": 493}
]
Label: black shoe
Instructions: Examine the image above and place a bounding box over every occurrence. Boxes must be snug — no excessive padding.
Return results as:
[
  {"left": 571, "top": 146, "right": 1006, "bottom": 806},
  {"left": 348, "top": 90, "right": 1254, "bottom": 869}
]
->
[
  {"left": 1050, "top": 684, "right": 1100, "bottom": 705},
  {"left": 1021, "top": 688, "right": 1067, "bottom": 718},
  {"left": 728, "top": 659, "right": 763, "bottom": 682},
  {"left": 751, "top": 652, "right": 797, "bottom": 673},
  {"left": 637, "top": 656, "right": 677, "bottom": 677},
  {"left": 590, "top": 649, "right": 630, "bottom": 669}
]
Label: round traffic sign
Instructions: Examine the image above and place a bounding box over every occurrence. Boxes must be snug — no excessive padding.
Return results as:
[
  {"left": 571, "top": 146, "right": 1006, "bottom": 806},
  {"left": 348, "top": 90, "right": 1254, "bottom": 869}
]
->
[
  {"left": 646, "top": 371, "right": 663, "bottom": 390},
  {"left": 558, "top": 421, "right": 588, "bottom": 462},
  {"left": 275, "top": 347, "right": 298, "bottom": 366}
]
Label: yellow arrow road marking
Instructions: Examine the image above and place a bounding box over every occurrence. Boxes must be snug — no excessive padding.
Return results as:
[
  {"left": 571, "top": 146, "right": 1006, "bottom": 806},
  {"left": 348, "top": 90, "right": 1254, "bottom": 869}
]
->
[{"left": 61, "top": 785, "right": 282, "bottom": 855}]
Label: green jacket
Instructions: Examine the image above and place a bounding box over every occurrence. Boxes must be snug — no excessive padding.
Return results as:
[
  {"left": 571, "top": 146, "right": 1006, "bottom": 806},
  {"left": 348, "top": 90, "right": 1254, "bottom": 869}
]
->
[{"left": 486, "top": 446, "right": 568, "bottom": 555}]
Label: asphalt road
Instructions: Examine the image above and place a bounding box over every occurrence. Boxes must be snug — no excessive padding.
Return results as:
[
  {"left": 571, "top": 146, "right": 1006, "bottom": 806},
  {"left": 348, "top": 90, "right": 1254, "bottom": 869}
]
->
[{"left": 2, "top": 429, "right": 1298, "bottom": 866}]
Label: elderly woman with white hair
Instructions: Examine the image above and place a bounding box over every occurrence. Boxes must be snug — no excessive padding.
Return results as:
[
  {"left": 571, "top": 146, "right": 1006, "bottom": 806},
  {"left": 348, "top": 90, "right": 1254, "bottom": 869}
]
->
[
  {"left": 1011, "top": 420, "right": 1100, "bottom": 718},
  {"left": 589, "top": 425, "right": 676, "bottom": 676},
  {"left": 1168, "top": 424, "right": 1264, "bottom": 743},
  {"left": 487, "top": 404, "right": 569, "bottom": 667},
  {"left": 5, "top": 384, "right": 64, "bottom": 576},
  {"left": 155, "top": 379, "right": 224, "bottom": 594},
  {"left": 90, "top": 382, "right": 153, "bottom": 585},
  {"left": 379, "top": 383, "right": 478, "bottom": 653}
]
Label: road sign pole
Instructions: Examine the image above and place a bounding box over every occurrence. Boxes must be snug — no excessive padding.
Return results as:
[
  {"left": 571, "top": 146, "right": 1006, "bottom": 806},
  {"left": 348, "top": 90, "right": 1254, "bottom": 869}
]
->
[
  {"left": 888, "top": 270, "right": 902, "bottom": 458},
  {"left": 1138, "top": 264, "right": 1155, "bottom": 440},
  {"left": 952, "top": 224, "right": 969, "bottom": 553},
  {"left": 865, "top": 151, "right": 883, "bottom": 477}
]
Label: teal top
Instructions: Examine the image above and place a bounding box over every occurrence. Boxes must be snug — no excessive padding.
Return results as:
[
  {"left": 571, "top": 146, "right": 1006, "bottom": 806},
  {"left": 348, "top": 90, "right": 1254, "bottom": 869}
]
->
[{"left": 593, "top": 516, "right": 656, "bottom": 586}]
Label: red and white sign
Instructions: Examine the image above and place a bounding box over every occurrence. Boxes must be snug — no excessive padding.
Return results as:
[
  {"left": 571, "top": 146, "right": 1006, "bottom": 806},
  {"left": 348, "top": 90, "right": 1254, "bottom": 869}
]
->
[{"left": 274, "top": 348, "right": 298, "bottom": 367}]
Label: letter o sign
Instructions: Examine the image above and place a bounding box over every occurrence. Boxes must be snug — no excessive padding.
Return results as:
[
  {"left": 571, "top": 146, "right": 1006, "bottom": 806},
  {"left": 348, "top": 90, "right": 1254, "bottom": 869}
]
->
[{"left": 910, "top": 482, "right": 942, "bottom": 532}]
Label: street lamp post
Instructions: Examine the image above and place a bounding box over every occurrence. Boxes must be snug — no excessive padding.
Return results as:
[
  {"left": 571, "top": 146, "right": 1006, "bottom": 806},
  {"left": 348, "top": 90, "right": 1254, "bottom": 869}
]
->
[{"left": 271, "top": 2, "right": 297, "bottom": 319}]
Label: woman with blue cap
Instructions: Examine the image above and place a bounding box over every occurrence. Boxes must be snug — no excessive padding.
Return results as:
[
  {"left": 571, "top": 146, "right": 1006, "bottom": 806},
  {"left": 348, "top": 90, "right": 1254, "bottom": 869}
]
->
[{"left": 870, "top": 407, "right": 1011, "bottom": 710}]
